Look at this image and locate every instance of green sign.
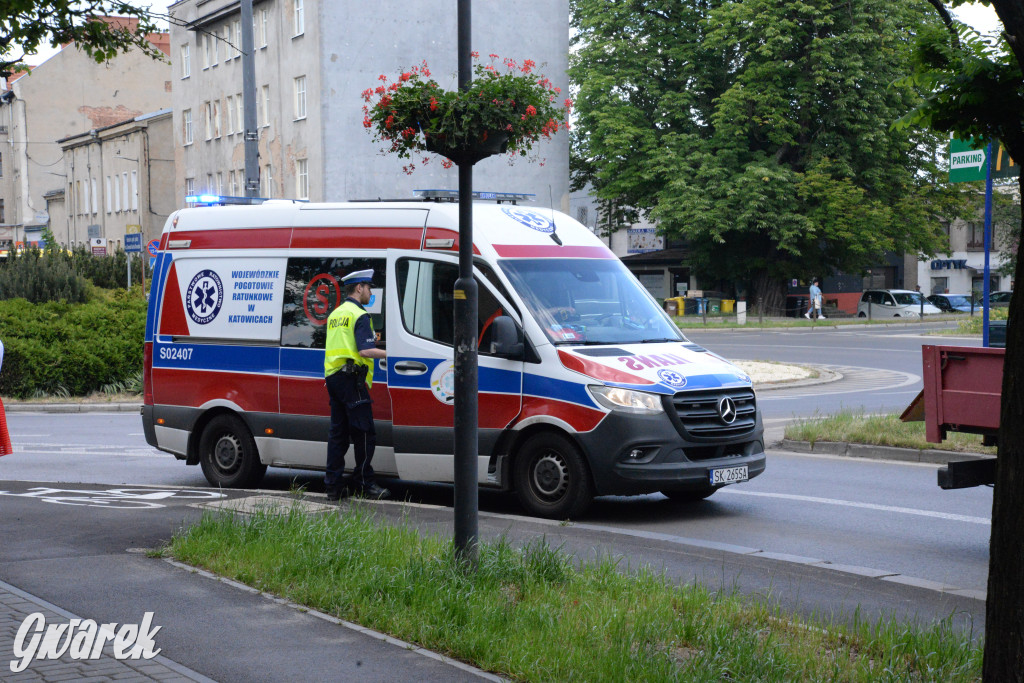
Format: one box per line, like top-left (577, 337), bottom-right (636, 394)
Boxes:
top-left (949, 137), bottom-right (1020, 182)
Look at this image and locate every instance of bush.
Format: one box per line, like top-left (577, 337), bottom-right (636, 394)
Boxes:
top-left (957, 305), bottom-right (1008, 334)
top-left (0, 248), bottom-right (92, 303)
top-left (0, 290), bottom-right (147, 398)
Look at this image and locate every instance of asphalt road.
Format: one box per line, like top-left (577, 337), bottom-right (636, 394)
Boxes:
top-left (0, 323), bottom-right (992, 640)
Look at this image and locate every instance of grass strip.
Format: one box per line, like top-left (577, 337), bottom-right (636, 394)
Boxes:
top-left (169, 506), bottom-right (982, 682)
top-left (785, 410), bottom-right (996, 455)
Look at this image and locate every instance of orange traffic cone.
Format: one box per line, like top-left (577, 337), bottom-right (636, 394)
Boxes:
top-left (0, 396), bottom-right (12, 456)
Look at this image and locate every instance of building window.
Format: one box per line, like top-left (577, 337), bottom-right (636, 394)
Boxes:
top-left (203, 102), bottom-right (212, 140)
top-left (294, 76), bottom-right (307, 120)
top-left (206, 173), bottom-right (214, 193)
top-left (261, 85), bottom-right (270, 128)
top-left (262, 163), bottom-right (273, 197)
top-left (203, 34), bottom-right (211, 69)
top-left (211, 30), bottom-right (219, 65)
top-left (225, 96), bottom-right (234, 134)
top-left (91, 178), bottom-right (98, 215)
top-left (181, 44), bottom-right (190, 78)
top-left (293, 0), bottom-right (304, 36)
top-left (183, 108), bottom-right (193, 145)
top-left (0, 199), bottom-right (4, 223)
top-left (256, 9), bottom-right (268, 48)
top-left (296, 158), bottom-right (308, 199)
top-left (185, 177), bottom-right (195, 200)
top-left (122, 173), bottom-right (129, 213)
top-left (112, 175), bottom-right (120, 212)
top-left (235, 93), bottom-right (243, 133)
top-left (213, 100), bottom-right (222, 138)
top-left (105, 176), bottom-right (112, 213)
top-left (228, 170), bottom-right (236, 196)
top-left (131, 170), bottom-right (138, 211)
top-left (216, 172), bottom-right (224, 194)
top-left (234, 20), bottom-right (241, 55)
top-left (0, 152), bottom-right (3, 176)
top-left (967, 221), bottom-right (985, 250)
top-left (222, 25), bottom-right (232, 59)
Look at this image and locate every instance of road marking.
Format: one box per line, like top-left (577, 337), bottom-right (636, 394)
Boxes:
top-left (719, 488), bottom-right (990, 525)
top-left (757, 364), bottom-right (920, 400)
top-left (0, 486), bottom-right (226, 509)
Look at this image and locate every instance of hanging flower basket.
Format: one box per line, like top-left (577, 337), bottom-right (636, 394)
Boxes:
top-left (362, 54), bottom-right (572, 172)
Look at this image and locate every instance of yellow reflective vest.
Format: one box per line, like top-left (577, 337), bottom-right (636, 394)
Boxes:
top-left (324, 300), bottom-right (375, 387)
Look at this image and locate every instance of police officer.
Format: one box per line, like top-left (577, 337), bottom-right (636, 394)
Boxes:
top-left (324, 269), bottom-right (389, 500)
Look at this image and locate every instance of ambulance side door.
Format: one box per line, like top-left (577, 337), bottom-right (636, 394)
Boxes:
top-left (385, 249), bottom-right (524, 483)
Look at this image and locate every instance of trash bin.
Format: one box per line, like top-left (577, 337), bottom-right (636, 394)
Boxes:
top-left (721, 299), bottom-right (735, 314)
top-left (682, 298), bottom-right (700, 315)
top-left (707, 298), bottom-right (722, 314)
top-left (664, 299), bottom-right (679, 316)
top-left (989, 320), bottom-right (1008, 348)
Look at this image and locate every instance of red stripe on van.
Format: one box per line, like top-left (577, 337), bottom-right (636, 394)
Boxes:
top-left (389, 387), bottom-right (520, 428)
top-left (279, 377), bottom-right (393, 421)
top-left (492, 245), bottom-right (616, 259)
top-left (152, 368), bottom-right (278, 412)
top-left (290, 227), bottom-right (423, 250)
top-left (557, 350), bottom-right (654, 385)
top-left (171, 228), bottom-right (293, 250)
top-left (515, 396), bottom-right (607, 433)
top-left (158, 263), bottom-right (190, 336)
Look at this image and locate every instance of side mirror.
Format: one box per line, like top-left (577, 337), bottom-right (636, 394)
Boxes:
top-left (490, 316), bottom-right (524, 359)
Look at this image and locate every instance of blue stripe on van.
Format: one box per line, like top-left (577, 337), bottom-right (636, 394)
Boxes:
top-left (523, 373), bottom-right (595, 407)
top-left (280, 346), bottom-right (389, 383)
top-left (153, 340), bottom-right (280, 375)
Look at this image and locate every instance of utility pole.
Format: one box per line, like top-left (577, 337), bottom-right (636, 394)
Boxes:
top-left (453, 0), bottom-right (479, 567)
top-left (241, 0), bottom-right (259, 197)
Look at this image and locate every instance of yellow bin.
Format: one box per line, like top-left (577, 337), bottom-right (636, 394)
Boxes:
top-left (721, 299), bottom-right (735, 314)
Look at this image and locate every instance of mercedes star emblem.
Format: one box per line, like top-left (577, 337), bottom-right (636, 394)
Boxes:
top-left (717, 396), bottom-right (737, 424)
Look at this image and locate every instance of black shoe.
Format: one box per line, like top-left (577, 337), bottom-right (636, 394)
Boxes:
top-left (326, 487), bottom-right (349, 502)
top-left (359, 484), bottom-right (390, 500)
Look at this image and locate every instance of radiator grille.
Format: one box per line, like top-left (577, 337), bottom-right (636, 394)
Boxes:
top-left (668, 388), bottom-right (757, 439)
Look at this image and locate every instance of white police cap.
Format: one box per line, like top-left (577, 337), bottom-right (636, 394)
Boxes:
top-left (342, 269), bottom-right (374, 285)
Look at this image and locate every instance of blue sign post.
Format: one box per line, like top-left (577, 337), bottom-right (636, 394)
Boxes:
top-left (124, 233), bottom-right (143, 252)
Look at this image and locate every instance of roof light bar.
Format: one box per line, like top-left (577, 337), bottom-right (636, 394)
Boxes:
top-left (414, 189), bottom-right (535, 204)
top-left (185, 194), bottom-right (269, 206)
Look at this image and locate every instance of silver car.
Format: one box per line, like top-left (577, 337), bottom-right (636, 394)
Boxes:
top-left (857, 289), bottom-right (942, 318)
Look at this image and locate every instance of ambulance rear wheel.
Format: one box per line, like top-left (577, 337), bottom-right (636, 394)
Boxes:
top-left (199, 414), bottom-right (266, 488)
top-left (513, 433), bottom-right (593, 519)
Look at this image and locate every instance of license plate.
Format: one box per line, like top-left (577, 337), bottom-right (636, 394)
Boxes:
top-left (710, 465), bottom-right (748, 485)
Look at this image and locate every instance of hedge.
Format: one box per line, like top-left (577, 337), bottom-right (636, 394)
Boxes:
top-left (0, 290), bottom-right (147, 398)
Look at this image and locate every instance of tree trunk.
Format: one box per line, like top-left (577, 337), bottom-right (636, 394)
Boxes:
top-left (983, 170), bottom-right (1024, 681)
top-left (750, 271), bottom-right (787, 317)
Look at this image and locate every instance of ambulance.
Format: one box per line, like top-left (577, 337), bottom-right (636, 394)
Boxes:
top-left (142, 192), bottom-right (765, 518)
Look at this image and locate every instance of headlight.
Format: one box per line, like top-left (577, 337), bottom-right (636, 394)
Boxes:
top-left (588, 385), bottom-right (664, 415)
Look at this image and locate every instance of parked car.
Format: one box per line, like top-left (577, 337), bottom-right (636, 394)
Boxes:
top-left (858, 289), bottom-right (942, 318)
top-left (927, 293), bottom-right (975, 313)
top-left (989, 291), bottom-right (1013, 307)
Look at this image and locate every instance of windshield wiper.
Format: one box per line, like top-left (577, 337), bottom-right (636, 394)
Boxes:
top-left (639, 338), bottom-right (683, 343)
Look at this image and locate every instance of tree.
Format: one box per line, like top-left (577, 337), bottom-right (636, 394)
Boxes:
top-left (897, 2), bottom-right (1024, 678)
top-left (0, 1), bottom-right (165, 78)
top-left (569, 0), bottom-right (970, 311)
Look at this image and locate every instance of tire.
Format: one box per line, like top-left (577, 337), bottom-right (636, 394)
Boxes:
top-left (857, 311), bottom-right (866, 318)
top-left (198, 414), bottom-right (267, 488)
top-left (661, 486), bottom-right (719, 503)
top-left (513, 432), bottom-right (594, 519)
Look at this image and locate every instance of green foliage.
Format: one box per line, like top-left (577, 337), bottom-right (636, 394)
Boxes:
top-left (0, 248), bottom-right (91, 303)
top-left (0, 292), bottom-right (146, 398)
top-left (1, 1), bottom-right (166, 78)
top-left (569, 0), bottom-right (971, 303)
top-left (362, 56), bottom-right (571, 171)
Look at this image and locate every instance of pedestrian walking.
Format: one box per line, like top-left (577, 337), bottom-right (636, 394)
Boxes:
top-left (323, 269), bottom-right (389, 500)
top-left (804, 279), bottom-right (825, 319)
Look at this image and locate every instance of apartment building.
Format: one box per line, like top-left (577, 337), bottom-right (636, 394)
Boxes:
top-left (168, 0), bottom-right (570, 206)
top-left (52, 109), bottom-right (176, 250)
top-left (0, 18), bottom-right (171, 247)
top-left (914, 217), bottom-right (1014, 295)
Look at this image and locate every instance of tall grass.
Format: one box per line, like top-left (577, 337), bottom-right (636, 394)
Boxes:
top-left (169, 507), bottom-right (982, 682)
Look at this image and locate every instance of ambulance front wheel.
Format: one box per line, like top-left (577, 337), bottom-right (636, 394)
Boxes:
top-left (513, 432), bottom-right (594, 519)
top-left (198, 414), bottom-right (267, 488)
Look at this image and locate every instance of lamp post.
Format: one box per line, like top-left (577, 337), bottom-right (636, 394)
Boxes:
top-left (453, 0), bottom-right (479, 567)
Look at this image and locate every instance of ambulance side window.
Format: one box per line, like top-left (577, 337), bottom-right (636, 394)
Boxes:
top-left (281, 257), bottom-right (386, 348)
top-left (395, 258), bottom-right (507, 355)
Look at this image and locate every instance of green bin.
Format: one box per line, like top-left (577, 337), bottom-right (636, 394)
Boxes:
top-left (707, 298), bottom-right (722, 314)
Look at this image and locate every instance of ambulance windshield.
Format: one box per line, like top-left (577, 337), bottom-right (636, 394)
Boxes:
top-left (499, 258), bottom-right (685, 345)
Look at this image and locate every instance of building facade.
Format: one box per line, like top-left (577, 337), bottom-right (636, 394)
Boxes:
top-left (914, 217), bottom-right (1013, 296)
top-left (168, 0), bottom-right (570, 207)
top-left (0, 19), bottom-right (171, 247)
top-left (57, 109), bottom-right (176, 250)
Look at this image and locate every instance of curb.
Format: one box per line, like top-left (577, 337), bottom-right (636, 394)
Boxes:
top-left (779, 438), bottom-right (994, 465)
top-left (752, 365), bottom-right (843, 392)
top-left (4, 402), bottom-right (141, 413)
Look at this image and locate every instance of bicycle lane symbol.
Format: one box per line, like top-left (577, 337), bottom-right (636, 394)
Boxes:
top-left (0, 487), bottom-right (228, 509)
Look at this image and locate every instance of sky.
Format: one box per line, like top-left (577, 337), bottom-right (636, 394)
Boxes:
top-left (11, 2), bottom-right (1007, 69)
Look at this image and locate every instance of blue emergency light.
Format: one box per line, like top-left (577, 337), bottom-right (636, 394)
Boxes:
top-left (185, 194), bottom-right (269, 207)
top-left (414, 189), bottom-right (535, 204)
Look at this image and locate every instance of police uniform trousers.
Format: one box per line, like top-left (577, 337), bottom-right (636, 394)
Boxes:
top-left (325, 370), bottom-right (377, 493)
